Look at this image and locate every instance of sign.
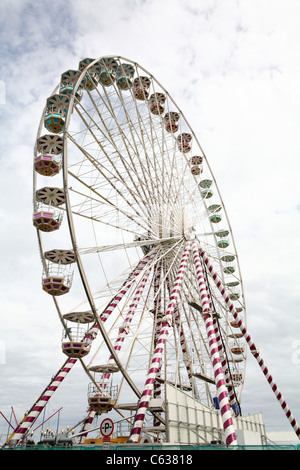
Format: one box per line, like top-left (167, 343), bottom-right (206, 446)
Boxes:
top-left (102, 435), bottom-right (111, 450)
top-left (100, 418), bottom-right (114, 437)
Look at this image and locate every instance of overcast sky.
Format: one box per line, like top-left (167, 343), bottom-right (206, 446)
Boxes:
top-left (1, 0), bottom-right (300, 445)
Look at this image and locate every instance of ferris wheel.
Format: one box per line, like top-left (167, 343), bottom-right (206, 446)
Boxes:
top-left (9, 56), bottom-right (299, 448)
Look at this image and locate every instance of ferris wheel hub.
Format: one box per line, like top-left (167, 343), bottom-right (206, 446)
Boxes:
top-left (184, 226), bottom-right (196, 240)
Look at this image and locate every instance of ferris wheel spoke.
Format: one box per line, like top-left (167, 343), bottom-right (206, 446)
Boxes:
top-left (65, 206), bottom-right (149, 238)
top-left (83, 238), bottom-right (185, 313)
top-left (77, 86), bottom-right (165, 214)
top-left (72, 249), bottom-right (161, 363)
top-left (98, 261), bottom-right (155, 393)
top-left (66, 130), bottom-right (151, 224)
top-left (100, 75), bottom-right (187, 215)
top-left (66, 170), bottom-right (155, 238)
top-left (78, 235), bottom-right (183, 256)
top-left (100, 79), bottom-right (161, 191)
top-left (131, 103), bottom-right (181, 210)
top-left (107, 90), bottom-right (159, 200)
top-left (98, 248), bottom-right (160, 320)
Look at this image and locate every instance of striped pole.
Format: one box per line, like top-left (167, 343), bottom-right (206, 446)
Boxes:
top-left (78, 408), bottom-right (97, 443)
top-left (152, 262), bottom-right (164, 428)
top-left (197, 272), bottom-right (236, 405)
top-left (129, 241), bottom-right (192, 442)
top-left (192, 242), bottom-right (237, 445)
top-left (212, 317), bottom-right (238, 410)
top-left (199, 248), bottom-right (300, 439)
top-left (165, 271), bottom-right (195, 395)
top-left (7, 358), bottom-right (77, 446)
top-left (153, 309), bottom-right (164, 427)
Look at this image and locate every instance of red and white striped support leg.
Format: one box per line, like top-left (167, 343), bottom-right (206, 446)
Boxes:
top-left (199, 248), bottom-right (300, 439)
top-left (152, 263), bottom-right (164, 427)
top-left (212, 317), bottom-right (238, 410)
top-left (192, 242), bottom-right (237, 446)
top-left (78, 408), bottom-right (97, 443)
top-left (199, 272), bottom-right (236, 405)
top-left (166, 269), bottom-right (196, 395)
top-left (129, 241), bottom-right (192, 443)
top-left (7, 358), bottom-right (77, 446)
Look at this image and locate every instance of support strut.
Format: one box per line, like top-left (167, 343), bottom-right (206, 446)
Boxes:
top-left (129, 241), bottom-right (192, 442)
top-left (192, 241), bottom-right (237, 445)
top-left (199, 248), bottom-right (300, 440)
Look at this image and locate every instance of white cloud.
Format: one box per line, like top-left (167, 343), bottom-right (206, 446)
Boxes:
top-left (1, 0), bottom-right (300, 445)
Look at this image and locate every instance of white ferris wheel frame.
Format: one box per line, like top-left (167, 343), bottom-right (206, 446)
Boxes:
top-left (8, 56), bottom-right (299, 447)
